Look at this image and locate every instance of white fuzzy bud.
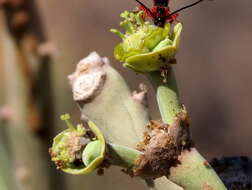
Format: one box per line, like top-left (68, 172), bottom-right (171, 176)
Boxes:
top-left (68, 52), bottom-right (107, 101)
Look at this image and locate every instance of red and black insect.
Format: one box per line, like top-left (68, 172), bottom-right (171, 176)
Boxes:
top-left (135, 0), bottom-right (204, 27)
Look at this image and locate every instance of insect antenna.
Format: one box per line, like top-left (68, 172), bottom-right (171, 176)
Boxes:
top-left (135, 0), bottom-right (155, 18)
top-left (167, 0), bottom-right (204, 18)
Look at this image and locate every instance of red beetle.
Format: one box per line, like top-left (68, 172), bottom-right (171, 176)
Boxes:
top-left (135, 0), bottom-right (204, 27)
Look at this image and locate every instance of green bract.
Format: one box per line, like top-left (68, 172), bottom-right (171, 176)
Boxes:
top-left (111, 11), bottom-right (182, 73)
top-left (49, 114), bottom-right (106, 175)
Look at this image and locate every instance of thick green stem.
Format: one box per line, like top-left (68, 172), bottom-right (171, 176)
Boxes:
top-left (76, 54), bottom-right (181, 190)
top-left (148, 69), bottom-right (182, 125)
top-left (169, 148), bottom-right (227, 190)
top-left (102, 67), bottom-right (227, 189)
top-left (106, 143), bottom-right (182, 190)
top-left (148, 68), bottom-right (227, 190)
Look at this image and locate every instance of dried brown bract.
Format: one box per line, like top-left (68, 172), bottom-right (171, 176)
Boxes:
top-left (134, 107), bottom-right (194, 178)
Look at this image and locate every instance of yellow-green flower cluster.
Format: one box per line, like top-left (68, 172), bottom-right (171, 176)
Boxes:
top-left (49, 114), bottom-right (87, 170)
top-left (49, 114), bottom-right (106, 175)
top-left (111, 11), bottom-right (182, 73)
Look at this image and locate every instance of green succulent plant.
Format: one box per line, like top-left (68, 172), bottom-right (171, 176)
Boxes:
top-left (48, 8), bottom-right (227, 190)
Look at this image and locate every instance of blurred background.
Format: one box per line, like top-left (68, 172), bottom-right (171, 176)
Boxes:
top-left (0, 0), bottom-right (251, 189)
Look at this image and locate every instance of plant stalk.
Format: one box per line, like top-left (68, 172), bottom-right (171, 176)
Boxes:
top-left (75, 54), bottom-right (180, 189)
top-left (147, 68), bottom-right (227, 190)
top-left (148, 69), bottom-right (182, 125)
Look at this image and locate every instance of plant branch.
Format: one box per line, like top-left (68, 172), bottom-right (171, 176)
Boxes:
top-left (147, 67), bottom-right (227, 190)
top-left (69, 52), bottom-right (180, 189)
top-left (148, 69), bottom-right (182, 125)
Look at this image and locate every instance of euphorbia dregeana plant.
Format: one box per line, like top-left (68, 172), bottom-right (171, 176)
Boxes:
top-left (49, 3), bottom-right (228, 190)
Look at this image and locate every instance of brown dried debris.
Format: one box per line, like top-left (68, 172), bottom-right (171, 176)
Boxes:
top-left (159, 60), bottom-right (176, 83)
top-left (96, 159), bottom-right (111, 176)
top-left (133, 107), bottom-right (194, 179)
top-left (54, 160), bottom-right (67, 170)
top-left (48, 148), bottom-right (67, 169)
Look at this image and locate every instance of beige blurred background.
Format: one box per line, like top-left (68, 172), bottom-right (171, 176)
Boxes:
top-left (1, 0), bottom-right (252, 189)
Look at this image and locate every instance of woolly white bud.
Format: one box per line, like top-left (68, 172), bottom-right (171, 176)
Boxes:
top-left (68, 52), bottom-right (107, 101)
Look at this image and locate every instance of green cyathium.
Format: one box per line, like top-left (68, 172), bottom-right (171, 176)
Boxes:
top-left (111, 10), bottom-right (182, 73)
top-left (50, 114), bottom-right (143, 175)
top-left (50, 114), bottom-right (106, 175)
